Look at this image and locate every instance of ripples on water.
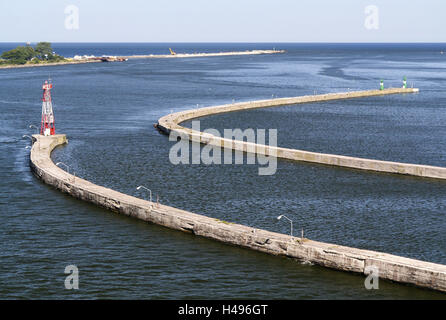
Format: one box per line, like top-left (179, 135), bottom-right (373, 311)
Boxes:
top-left (0, 43), bottom-right (445, 299)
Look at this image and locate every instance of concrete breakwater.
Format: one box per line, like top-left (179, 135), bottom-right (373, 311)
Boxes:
top-left (120, 49), bottom-right (285, 60)
top-left (156, 87), bottom-right (446, 180)
top-left (30, 133), bottom-right (446, 292)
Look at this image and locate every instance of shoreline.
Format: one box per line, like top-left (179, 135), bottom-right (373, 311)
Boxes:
top-left (0, 49), bottom-right (284, 70)
top-left (0, 59), bottom-right (101, 70)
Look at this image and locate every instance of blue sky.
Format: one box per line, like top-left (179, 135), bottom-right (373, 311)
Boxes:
top-left (0, 0), bottom-right (444, 42)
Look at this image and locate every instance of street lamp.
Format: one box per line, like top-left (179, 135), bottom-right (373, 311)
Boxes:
top-left (22, 134), bottom-right (33, 142)
top-left (56, 162), bottom-right (75, 182)
top-left (56, 162), bottom-right (70, 172)
top-left (29, 125), bottom-right (39, 134)
top-left (277, 215), bottom-right (293, 237)
top-left (136, 185), bottom-right (152, 203)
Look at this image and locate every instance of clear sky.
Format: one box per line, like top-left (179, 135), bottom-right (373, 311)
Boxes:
top-left (0, 0), bottom-right (445, 42)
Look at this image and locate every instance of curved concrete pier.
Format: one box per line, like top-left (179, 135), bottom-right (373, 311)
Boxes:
top-left (30, 133), bottom-right (446, 292)
top-left (156, 88), bottom-right (446, 180)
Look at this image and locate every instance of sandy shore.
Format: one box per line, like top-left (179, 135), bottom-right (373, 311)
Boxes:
top-left (0, 59), bottom-right (101, 70)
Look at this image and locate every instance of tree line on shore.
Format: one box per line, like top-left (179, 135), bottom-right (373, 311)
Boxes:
top-left (0, 42), bottom-right (65, 65)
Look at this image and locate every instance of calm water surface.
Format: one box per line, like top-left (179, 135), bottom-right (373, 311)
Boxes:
top-left (0, 43), bottom-right (445, 299)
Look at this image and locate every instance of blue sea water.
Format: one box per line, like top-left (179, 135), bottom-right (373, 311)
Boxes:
top-left (0, 43), bottom-right (445, 299)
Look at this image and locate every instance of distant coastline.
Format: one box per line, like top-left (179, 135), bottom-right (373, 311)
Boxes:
top-left (0, 49), bottom-right (284, 70)
top-left (0, 59), bottom-right (101, 69)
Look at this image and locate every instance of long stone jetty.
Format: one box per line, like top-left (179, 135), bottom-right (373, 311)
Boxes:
top-left (120, 49), bottom-right (285, 59)
top-left (156, 87), bottom-right (446, 180)
top-left (29, 93), bottom-right (446, 292)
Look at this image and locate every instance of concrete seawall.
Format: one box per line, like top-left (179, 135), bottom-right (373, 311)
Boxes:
top-left (30, 133), bottom-right (446, 292)
top-left (156, 88), bottom-right (446, 180)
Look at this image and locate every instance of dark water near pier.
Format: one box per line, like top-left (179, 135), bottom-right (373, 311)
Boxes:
top-left (0, 43), bottom-right (445, 299)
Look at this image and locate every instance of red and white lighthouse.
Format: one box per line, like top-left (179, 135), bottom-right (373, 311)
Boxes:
top-left (40, 80), bottom-right (55, 136)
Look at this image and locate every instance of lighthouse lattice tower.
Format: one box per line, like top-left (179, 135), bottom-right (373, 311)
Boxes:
top-left (40, 80), bottom-right (55, 136)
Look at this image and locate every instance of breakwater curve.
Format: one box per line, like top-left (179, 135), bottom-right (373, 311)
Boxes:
top-left (29, 129), bottom-right (446, 292)
top-left (155, 87), bottom-right (446, 180)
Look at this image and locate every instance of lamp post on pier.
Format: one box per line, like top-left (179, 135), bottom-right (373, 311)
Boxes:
top-left (277, 215), bottom-right (293, 237)
top-left (29, 125), bottom-right (39, 134)
top-left (136, 185), bottom-right (153, 203)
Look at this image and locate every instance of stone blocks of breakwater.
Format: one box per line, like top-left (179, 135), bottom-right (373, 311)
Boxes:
top-left (29, 133), bottom-right (446, 292)
top-left (157, 88), bottom-right (446, 180)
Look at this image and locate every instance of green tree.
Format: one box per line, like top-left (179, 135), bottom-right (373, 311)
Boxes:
top-left (35, 42), bottom-right (53, 60)
top-left (1, 46), bottom-right (36, 64)
top-left (0, 42), bottom-right (65, 65)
